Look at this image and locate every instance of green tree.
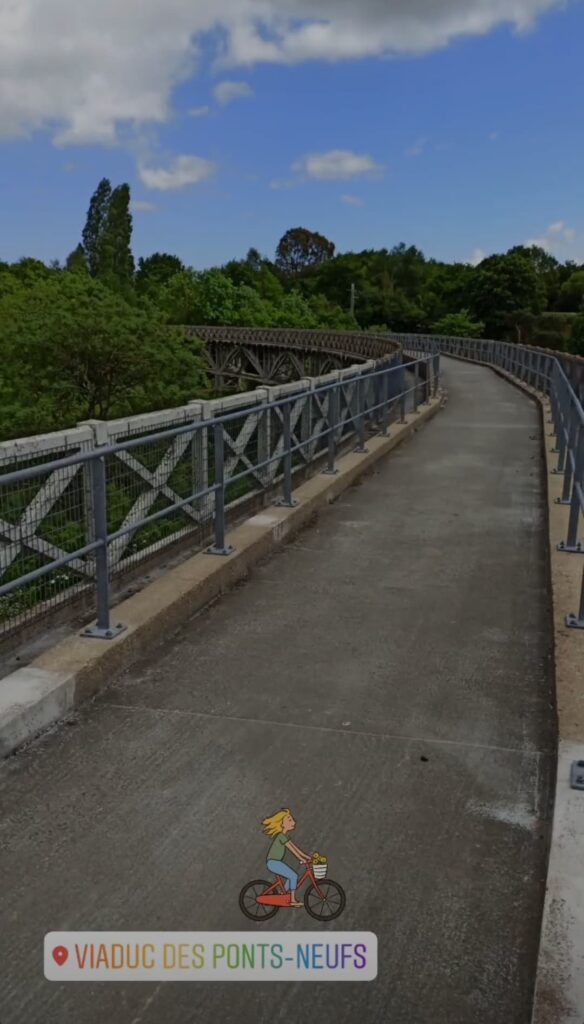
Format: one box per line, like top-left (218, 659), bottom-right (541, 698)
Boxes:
top-left (6, 258), bottom-right (54, 285)
top-left (0, 274), bottom-right (207, 437)
top-left (65, 244), bottom-right (88, 274)
top-left (557, 271), bottom-right (584, 312)
top-left (307, 293), bottom-right (357, 329)
top-left (96, 183), bottom-right (135, 293)
top-left (233, 286), bottom-right (275, 327)
top-left (82, 178), bottom-right (112, 276)
top-left (194, 270), bottom-right (237, 324)
top-left (275, 227), bottom-right (335, 275)
top-left (432, 310), bottom-right (485, 337)
top-left (570, 314), bottom-right (584, 355)
top-left (223, 252), bottom-right (285, 304)
top-left (388, 243), bottom-right (427, 298)
top-left (136, 252), bottom-right (184, 296)
top-left (156, 269), bottom-right (238, 325)
top-left (422, 261), bottom-right (474, 323)
top-left (467, 252), bottom-right (546, 339)
top-left (272, 290), bottom-right (319, 328)
top-left (507, 245), bottom-right (561, 309)
top-left (157, 270), bottom-right (201, 324)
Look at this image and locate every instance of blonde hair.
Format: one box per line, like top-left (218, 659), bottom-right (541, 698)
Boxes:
top-left (262, 808), bottom-right (291, 837)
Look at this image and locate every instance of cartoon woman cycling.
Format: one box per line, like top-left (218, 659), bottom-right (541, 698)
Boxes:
top-left (262, 808), bottom-right (311, 907)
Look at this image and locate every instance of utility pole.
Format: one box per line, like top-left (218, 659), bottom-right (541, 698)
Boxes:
top-left (350, 282), bottom-right (356, 317)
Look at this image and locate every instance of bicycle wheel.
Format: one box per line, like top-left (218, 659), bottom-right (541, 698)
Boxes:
top-left (304, 879), bottom-right (346, 921)
top-left (239, 880), bottom-right (280, 921)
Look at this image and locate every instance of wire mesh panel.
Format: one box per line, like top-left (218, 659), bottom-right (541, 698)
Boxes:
top-left (100, 407), bottom-right (209, 575)
top-left (0, 428), bottom-right (94, 636)
top-left (222, 407), bottom-right (264, 507)
top-left (305, 388), bottom-right (331, 463)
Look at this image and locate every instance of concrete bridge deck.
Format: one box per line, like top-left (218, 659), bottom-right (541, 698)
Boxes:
top-left (0, 358), bottom-right (556, 1024)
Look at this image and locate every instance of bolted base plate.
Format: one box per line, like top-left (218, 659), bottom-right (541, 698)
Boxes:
top-left (321, 468), bottom-right (339, 476)
top-left (557, 541), bottom-right (583, 553)
top-left (274, 498), bottom-right (299, 508)
top-left (555, 497), bottom-right (572, 505)
top-left (566, 614), bottom-right (584, 630)
top-left (354, 446), bottom-right (370, 454)
top-left (82, 623), bottom-right (126, 640)
top-left (206, 544), bottom-right (235, 557)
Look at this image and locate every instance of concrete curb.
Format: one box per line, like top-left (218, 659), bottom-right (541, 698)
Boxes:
top-left (532, 390), bottom-right (584, 1024)
top-left (466, 361), bottom-right (584, 1024)
top-left (0, 397), bottom-right (442, 759)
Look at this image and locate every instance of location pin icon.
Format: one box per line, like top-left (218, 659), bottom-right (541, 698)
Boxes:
top-left (52, 946), bottom-right (69, 967)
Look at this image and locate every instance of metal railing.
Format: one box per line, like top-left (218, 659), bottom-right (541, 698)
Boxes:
top-left (0, 353), bottom-right (438, 639)
top-left (401, 335), bottom-right (584, 629)
top-left (3, 326), bottom-right (580, 639)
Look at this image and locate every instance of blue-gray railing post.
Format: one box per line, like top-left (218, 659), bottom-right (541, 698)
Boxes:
top-left (373, 372), bottom-right (381, 429)
top-left (566, 568), bottom-right (584, 629)
top-left (558, 431), bottom-right (584, 553)
top-left (276, 401), bottom-right (298, 508)
top-left (355, 376), bottom-right (368, 453)
top-left (82, 456), bottom-right (124, 639)
top-left (399, 369), bottom-right (406, 423)
top-left (207, 423), bottom-right (234, 556)
top-left (549, 365), bottom-right (561, 437)
top-left (381, 368), bottom-right (390, 436)
top-left (555, 389), bottom-right (568, 472)
top-left (323, 385), bottom-right (339, 475)
top-left (557, 419), bottom-right (579, 505)
top-left (413, 362), bottom-right (420, 412)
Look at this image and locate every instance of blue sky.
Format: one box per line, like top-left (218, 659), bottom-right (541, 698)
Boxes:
top-left (1, 0), bottom-right (583, 269)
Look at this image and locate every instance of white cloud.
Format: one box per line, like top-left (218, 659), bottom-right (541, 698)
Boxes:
top-left (131, 199), bottom-right (157, 211)
top-left (138, 154), bottom-right (216, 190)
top-left (188, 105), bottom-right (211, 117)
top-left (293, 149), bottom-right (383, 180)
top-left (470, 248), bottom-right (487, 266)
top-left (405, 138), bottom-right (426, 157)
top-left (525, 221), bottom-right (578, 252)
top-left (525, 236), bottom-right (551, 250)
top-left (0, 1), bottom-right (565, 145)
top-left (341, 194), bottom-right (363, 206)
top-left (213, 80), bottom-right (253, 105)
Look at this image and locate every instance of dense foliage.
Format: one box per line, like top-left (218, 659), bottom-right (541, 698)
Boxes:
top-left (0, 270), bottom-right (208, 439)
top-left (1, 179), bottom-right (583, 441)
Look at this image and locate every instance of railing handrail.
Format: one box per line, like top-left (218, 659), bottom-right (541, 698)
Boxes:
top-left (0, 357), bottom-right (434, 487)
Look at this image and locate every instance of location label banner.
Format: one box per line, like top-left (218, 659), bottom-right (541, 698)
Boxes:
top-left (44, 931), bottom-right (378, 982)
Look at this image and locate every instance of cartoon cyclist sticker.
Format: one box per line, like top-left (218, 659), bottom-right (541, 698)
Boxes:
top-left (239, 807), bottom-right (346, 921)
top-left (264, 808), bottom-right (309, 907)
